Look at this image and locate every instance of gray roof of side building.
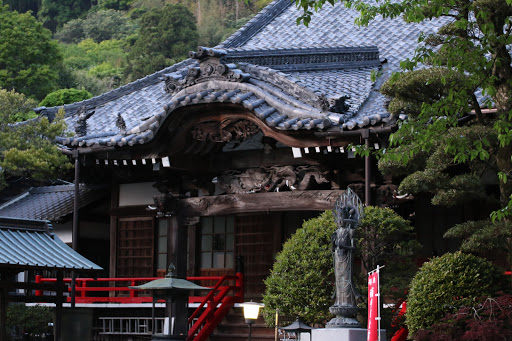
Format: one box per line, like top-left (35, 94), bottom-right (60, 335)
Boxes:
top-left (36, 0), bottom-right (448, 151)
top-left (0, 184), bottom-right (105, 221)
top-left (0, 217), bottom-right (102, 271)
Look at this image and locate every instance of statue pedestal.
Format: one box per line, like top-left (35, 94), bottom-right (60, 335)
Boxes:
top-left (300, 328), bottom-right (385, 341)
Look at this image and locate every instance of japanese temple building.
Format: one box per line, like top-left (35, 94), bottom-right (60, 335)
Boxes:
top-left (0, 0), bottom-right (489, 339)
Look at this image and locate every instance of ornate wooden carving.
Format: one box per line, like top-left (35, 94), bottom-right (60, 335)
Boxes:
top-left (191, 120), bottom-right (259, 143)
top-left (217, 165), bottom-right (333, 194)
top-left (178, 190), bottom-right (345, 216)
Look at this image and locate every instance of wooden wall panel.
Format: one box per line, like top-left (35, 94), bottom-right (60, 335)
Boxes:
top-left (235, 214), bottom-right (281, 300)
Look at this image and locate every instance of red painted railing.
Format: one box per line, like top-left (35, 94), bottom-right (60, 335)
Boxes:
top-left (35, 273), bottom-right (244, 341)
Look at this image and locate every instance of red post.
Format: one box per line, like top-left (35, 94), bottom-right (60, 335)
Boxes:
top-left (81, 280), bottom-right (87, 298)
top-left (35, 275), bottom-right (42, 296)
top-left (235, 272), bottom-right (244, 303)
top-left (130, 280), bottom-right (137, 298)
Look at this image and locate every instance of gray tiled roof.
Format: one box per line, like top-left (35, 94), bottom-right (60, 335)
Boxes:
top-left (41, 0), bottom-right (448, 152)
top-left (0, 217), bottom-right (102, 271)
top-left (0, 185), bottom-right (105, 221)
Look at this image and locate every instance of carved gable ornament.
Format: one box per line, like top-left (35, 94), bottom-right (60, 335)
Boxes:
top-left (165, 47), bottom-right (251, 95)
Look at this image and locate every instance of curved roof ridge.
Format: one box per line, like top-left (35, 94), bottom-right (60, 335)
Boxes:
top-left (34, 58), bottom-right (195, 118)
top-left (219, 0), bottom-right (293, 49)
top-left (237, 63), bottom-right (329, 109)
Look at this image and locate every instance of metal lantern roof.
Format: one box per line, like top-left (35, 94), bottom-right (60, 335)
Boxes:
top-left (280, 318), bottom-right (314, 333)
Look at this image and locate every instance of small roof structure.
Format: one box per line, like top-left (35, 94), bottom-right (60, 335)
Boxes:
top-left (0, 184), bottom-right (105, 221)
top-left (279, 318), bottom-right (314, 341)
top-left (280, 318), bottom-right (314, 333)
top-left (0, 217), bottom-right (102, 272)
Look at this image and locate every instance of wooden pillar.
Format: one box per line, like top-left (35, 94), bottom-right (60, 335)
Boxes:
top-left (363, 129), bottom-right (371, 206)
top-left (54, 271), bottom-right (64, 341)
top-left (0, 284), bottom-right (7, 341)
top-left (109, 182), bottom-right (119, 280)
top-left (169, 215), bottom-right (188, 337)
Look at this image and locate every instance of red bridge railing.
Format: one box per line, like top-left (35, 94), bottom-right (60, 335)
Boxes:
top-left (35, 272), bottom-right (244, 341)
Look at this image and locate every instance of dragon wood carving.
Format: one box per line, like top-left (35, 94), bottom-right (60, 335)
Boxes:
top-left (191, 120), bottom-right (260, 143)
top-left (216, 165), bottom-right (334, 194)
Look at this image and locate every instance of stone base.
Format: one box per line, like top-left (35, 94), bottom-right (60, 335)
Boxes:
top-left (326, 315), bottom-right (361, 328)
top-left (302, 328), bottom-right (385, 341)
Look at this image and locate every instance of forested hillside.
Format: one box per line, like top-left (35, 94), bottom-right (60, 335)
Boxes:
top-left (0, 0), bottom-right (268, 188)
top-left (1, 0), bottom-right (268, 101)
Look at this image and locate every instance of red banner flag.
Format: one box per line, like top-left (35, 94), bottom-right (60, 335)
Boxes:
top-left (367, 270), bottom-right (379, 341)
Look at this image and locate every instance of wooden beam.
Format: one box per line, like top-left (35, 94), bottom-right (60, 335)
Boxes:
top-left (178, 190), bottom-right (345, 216)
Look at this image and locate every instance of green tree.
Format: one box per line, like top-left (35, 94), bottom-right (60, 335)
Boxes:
top-left (0, 89), bottom-right (72, 190)
top-left (39, 88), bottom-right (92, 107)
top-left (38, 0), bottom-right (92, 32)
top-left (262, 207), bottom-right (419, 328)
top-left (0, 3), bottom-right (62, 100)
top-left (3, 0), bottom-right (39, 14)
top-left (125, 4), bottom-right (198, 80)
top-left (97, 0), bottom-right (133, 10)
top-left (55, 9), bottom-right (138, 44)
top-left (60, 38), bottom-right (129, 94)
top-left (296, 0), bottom-right (512, 266)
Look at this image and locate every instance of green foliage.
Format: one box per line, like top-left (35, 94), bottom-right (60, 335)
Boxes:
top-left (97, 0), bottom-right (134, 11)
top-left (60, 39), bottom-right (129, 94)
top-left (406, 252), bottom-right (509, 336)
top-left (7, 304), bottom-right (53, 338)
top-left (0, 94), bottom-right (72, 190)
top-left (358, 206), bottom-right (420, 287)
top-left (0, 88), bottom-right (38, 123)
top-left (3, 0), bottom-right (39, 14)
top-left (380, 68), bottom-right (467, 117)
top-left (125, 4), bottom-right (198, 80)
top-left (38, 0), bottom-right (92, 32)
top-left (262, 211), bottom-right (336, 326)
top-left (444, 219), bottom-right (512, 268)
top-left (262, 207), bottom-right (420, 329)
top-left (380, 125), bottom-right (498, 207)
top-left (55, 9), bottom-right (138, 44)
top-left (0, 4), bottom-right (62, 100)
top-left (39, 88), bottom-right (92, 107)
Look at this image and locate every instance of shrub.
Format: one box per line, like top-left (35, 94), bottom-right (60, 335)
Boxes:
top-left (7, 304), bottom-right (53, 339)
top-left (262, 211), bottom-right (336, 326)
top-left (39, 88), bottom-right (92, 107)
top-left (406, 251), bottom-right (509, 336)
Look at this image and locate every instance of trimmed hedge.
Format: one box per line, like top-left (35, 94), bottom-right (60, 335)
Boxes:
top-left (407, 251), bottom-right (509, 335)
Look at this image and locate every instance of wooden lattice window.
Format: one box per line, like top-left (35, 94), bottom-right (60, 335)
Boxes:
top-left (200, 216), bottom-right (234, 269)
top-left (117, 217), bottom-right (154, 277)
